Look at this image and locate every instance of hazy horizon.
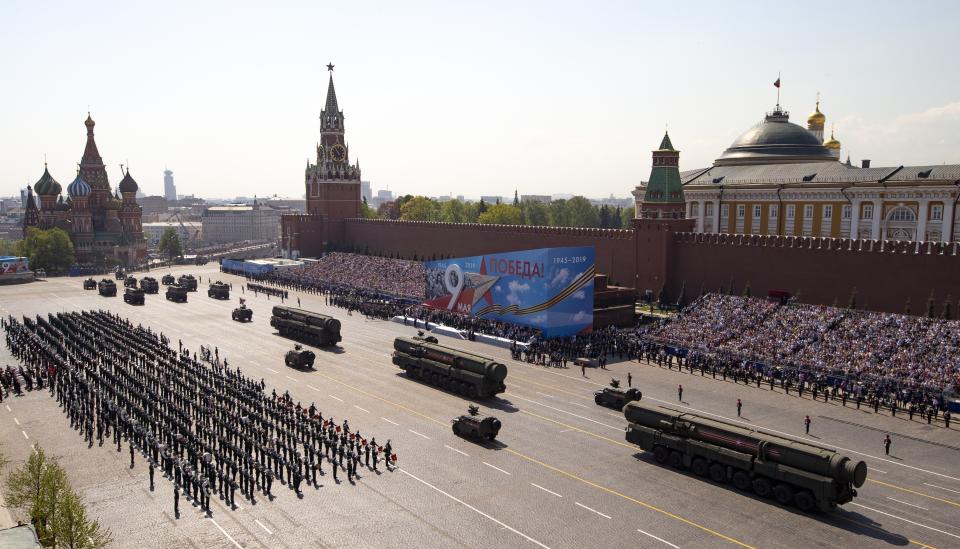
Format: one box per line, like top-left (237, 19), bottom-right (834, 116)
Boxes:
top-left (3, 1), bottom-right (959, 200)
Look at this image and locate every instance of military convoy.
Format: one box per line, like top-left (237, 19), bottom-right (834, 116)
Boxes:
top-left (97, 279), bottom-right (117, 297)
top-left (594, 378), bottom-right (642, 410)
top-left (161, 274), bottom-right (175, 285)
top-left (83, 278), bottom-right (97, 290)
top-left (270, 306), bottom-right (342, 347)
top-left (285, 345), bottom-right (316, 369)
top-left (451, 405), bottom-right (501, 441)
top-left (232, 305), bottom-right (253, 322)
top-left (392, 335), bottom-right (507, 399)
top-left (166, 284), bottom-right (188, 303)
top-left (178, 274), bottom-right (198, 292)
top-left (623, 401), bottom-right (867, 512)
top-left (123, 287), bottom-right (145, 305)
top-left (140, 277), bottom-right (159, 294)
top-left (124, 276), bottom-right (138, 288)
top-left (208, 281), bottom-right (230, 300)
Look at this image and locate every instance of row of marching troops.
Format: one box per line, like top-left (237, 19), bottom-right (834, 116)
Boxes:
top-left (2, 310), bottom-right (397, 518)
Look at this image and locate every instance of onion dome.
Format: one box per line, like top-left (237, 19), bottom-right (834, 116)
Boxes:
top-left (118, 169), bottom-right (139, 194)
top-left (67, 174), bottom-right (92, 198)
top-left (34, 165), bottom-right (62, 196)
top-left (823, 127), bottom-right (841, 151)
top-left (807, 100), bottom-right (826, 127)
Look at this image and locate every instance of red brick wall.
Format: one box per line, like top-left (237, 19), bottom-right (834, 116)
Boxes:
top-left (281, 214), bottom-right (326, 258)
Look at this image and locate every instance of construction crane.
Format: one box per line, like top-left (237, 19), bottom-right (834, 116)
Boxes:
top-left (169, 210), bottom-right (201, 253)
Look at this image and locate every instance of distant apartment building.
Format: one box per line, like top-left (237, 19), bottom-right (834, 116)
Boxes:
top-left (163, 170), bottom-right (177, 201)
top-left (361, 181), bottom-right (372, 202)
top-left (521, 195), bottom-right (552, 204)
top-left (138, 196), bottom-right (169, 216)
top-left (201, 202), bottom-right (280, 244)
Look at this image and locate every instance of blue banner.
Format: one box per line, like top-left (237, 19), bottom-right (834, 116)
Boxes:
top-left (424, 247), bottom-right (595, 338)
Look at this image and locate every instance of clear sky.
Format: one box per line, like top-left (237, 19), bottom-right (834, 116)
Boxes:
top-left (2, 0), bottom-right (959, 200)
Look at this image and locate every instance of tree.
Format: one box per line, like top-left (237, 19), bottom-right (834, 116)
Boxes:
top-left (157, 227), bottom-right (183, 260)
top-left (15, 227), bottom-right (75, 273)
top-left (399, 196), bottom-right (441, 221)
top-left (5, 446), bottom-right (63, 542)
top-left (478, 203), bottom-right (522, 225)
top-left (359, 198), bottom-right (378, 219)
top-left (598, 205), bottom-right (611, 229)
top-left (611, 206), bottom-right (623, 229)
top-left (377, 201), bottom-right (399, 219)
top-left (522, 200), bottom-right (550, 226)
top-left (440, 199), bottom-right (467, 223)
top-left (620, 206), bottom-right (635, 228)
top-left (477, 198), bottom-right (487, 214)
top-left (513, 190), bottom-right (519, 206)
top-left (548, 199), bottom-right (570, 227)
top-left (847, 287), bottom-right (858, 310)
top-left (52, 486), bottom-right (112, 549)
top-left (565, 196), bottom-right (600, 228)
top-left (0, 238), bottom-right (19, 256)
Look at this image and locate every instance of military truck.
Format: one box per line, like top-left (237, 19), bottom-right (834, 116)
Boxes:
top-left (123, 287), bottom-right (145, 305)
top-left (178, 274), bottom-right (198, 292)
top-left (83, 278), bottom-right (97, 290)
top-left (285, 345), bottom-right (316, 369)
top-left (452, 405), bottom-right (501, 441)
top-left (270, 305), bottom-right (342, 346)
top-left (392, 335), bottom-right (507, 398)
top-left (124, 276), bottom-right (138, 288)
top-left (232, 305), bottom-right (253, 322)
top-left (98, 279), bottom-right (117, 297)
top-left (594, 378), bottom-right (642, 410)
top-left (623, 402), bottom-right (867, 512)
top-left (208, 281), bottom-right (230, 300)
top-left (140, 277), bottom-right (159, 294)
top-left (161, 274), bottom-right (175, 285)
top-left (114, 269), bottom-right (126, 280)
top-left (166, 284), bottom-right (188, 303)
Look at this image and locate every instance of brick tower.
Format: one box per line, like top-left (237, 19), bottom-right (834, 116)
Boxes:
top-left (637, 132), bottom-right (686, 219)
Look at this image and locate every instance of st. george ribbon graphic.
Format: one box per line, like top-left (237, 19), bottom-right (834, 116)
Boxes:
top-left (423, 247), bottom-right (595, 338)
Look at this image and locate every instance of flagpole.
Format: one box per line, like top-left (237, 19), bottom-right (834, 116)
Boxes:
top-left (776, 72), bottom-right (781, 107)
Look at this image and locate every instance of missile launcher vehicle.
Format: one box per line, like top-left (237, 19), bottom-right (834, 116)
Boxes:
top-left (392, 335), bottom-right (507, 399)
top-left (270, 306), bottom-right (341, 346)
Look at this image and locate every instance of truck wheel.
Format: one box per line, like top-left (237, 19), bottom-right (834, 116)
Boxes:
top-left (773, 484), bottom-right (793, 505)
top-left (452, 423), bottom-right (460, 436)
top-left (732, 471), bottom-right (751, 491)
top-left (468, 385), bottom-right (479, 399)
top-left (653, 446), bottom-right (669, 463)
top-left (794, 491), bottom-right (815, 512)
top-left (708, 464), bottom-right (725, 483)
top-left (751, 477), bottom-right (772, 498)
top-left (594, 394), bottom-right (604, 405)
top-left (691, 457), bottom-right (708, 477)
top-left (668, 451), bottom-right (683, 469)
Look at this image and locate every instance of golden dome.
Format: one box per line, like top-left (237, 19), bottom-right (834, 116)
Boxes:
top-left (823, 127), bottom-right (841, 150)
top-left (807, 101), bottom-right (826, 127)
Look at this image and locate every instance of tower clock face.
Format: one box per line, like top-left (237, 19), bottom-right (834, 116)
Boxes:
top-left (331, 144), bottom-right (346, 162)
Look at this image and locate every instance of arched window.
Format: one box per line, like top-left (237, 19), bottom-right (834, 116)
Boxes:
top-left (887, 206), bottom-right (916, 222)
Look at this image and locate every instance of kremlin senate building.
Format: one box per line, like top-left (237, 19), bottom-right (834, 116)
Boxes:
top-left (22, 115), bottom-right (146, 267)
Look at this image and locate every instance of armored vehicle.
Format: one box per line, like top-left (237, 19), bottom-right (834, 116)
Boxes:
top-left (97, 279), bottom-right (117, 297)
top-left (123, 287), bottom-right (145, 305)
top-left (124, 276), bottom-right (138, 288)
top-left (208, 281), bottom-right (230, 300)
top-left (178, 274), bottom-right (198, 292)
top-left (270, 305), bottom-right (342, 346)
top-left (392, 335), bottom-right (507, 398)
top-left (232, 305), bottom-right (253, 322)
top-left (83, 278), bottom-right (97, 290)
top-left (623, 402), bottom-right (867, 512)
top-left (166, 284), bottom-right (188, 303)
top-left (140, 277), bottom-right (159, 294)
top-left (285, 344), bottom-right (316, 369)
top-left (161, 274), bottom-right (175, 285)
top-left (594, 378), bottom-right (642, 410)
top-left (452, 405), bottom-right (501, 441)
top-left (114, 269), bottom-right (126, 280)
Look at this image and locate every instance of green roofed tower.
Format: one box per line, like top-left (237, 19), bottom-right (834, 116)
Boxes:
top-left (637, 131), bottom-right (686, 219)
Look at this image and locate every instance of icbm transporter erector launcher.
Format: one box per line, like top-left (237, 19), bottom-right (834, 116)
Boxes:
top-left (392, 336), bottom-right (507, 398)
top-left (270, 306), bottom-right (342, 347)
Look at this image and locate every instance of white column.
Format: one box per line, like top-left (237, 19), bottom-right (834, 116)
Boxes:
top-left (871, 199), bottom-right (882, 240)
top-left (712, 200), bottom-right (721, 234)
top-left (943, 199), bottom-right (956, 244)
top-left (849, 199), bottom-right (860, 238)
top-left (916, 199), bottom-right (929, 241)
top-left (697, 200), bottom-right (705, 232)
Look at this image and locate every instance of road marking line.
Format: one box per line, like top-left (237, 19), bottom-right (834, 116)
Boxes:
top-left (399, 469), bottom-right (550, 549)
top-left (535, 392), bottom-right (555, 399)
top-left (444, 445), bottom-right (469, 457)
top-left (530, 483), bottom-right (562, 498)
top-left (265, 367), bottom-right (279, 373)
top-left (505, 448), bottom-right (754, 548)
top-left (5, 405), bottom-right (10, 412)
top-left (567, 401), bottom-right (589, 409)
top-left (851, 502), bottom-right (960, 540)
top-left (887, 497), bottom-right (930, 511)
top-left (507, 393), bottom-right (622, 431)
top-left (328, 395), bottom-right (344, 402)
top-left (924, 483), bottom-right (960, 495)
top-left (519, 409), bottom-right (635, 450)
top-left (483, 462), bottom-right (511, 476)
top-left (285, 375), bottom-right (296, 382)
top-left (22, 431), bottom-right (28, 440)
top-left (253, 519), bottom-right (273, 535)
top-left (408, 429), bottom-right (430, 440)
top-left (354, 405), bottom-right (370, 414)
top-left (871, 468), bottom-right (888, 474)
top-left (13, 417), bottom-right (20, 425)
top-left (307, 385), bottom-right (320, 391)
top-left (209, 518), bottom-right (243, 548)
top-left (869, 479), bottom-right (960, 509)
top-left (380, 417), bottom-right (399, 426)
top-left (575, 501), bottom-right (611, 519)
top-left (638, 529), bottom-right (680, 548)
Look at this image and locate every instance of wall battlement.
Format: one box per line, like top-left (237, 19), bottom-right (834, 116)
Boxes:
top-left (345, 218), bottom-right (636, 239)
top-left (674, 232), bottom-right (960, 256)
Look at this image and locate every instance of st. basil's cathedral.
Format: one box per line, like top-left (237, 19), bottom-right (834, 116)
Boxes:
top-left (23, 115), bottom-right (146, 266)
